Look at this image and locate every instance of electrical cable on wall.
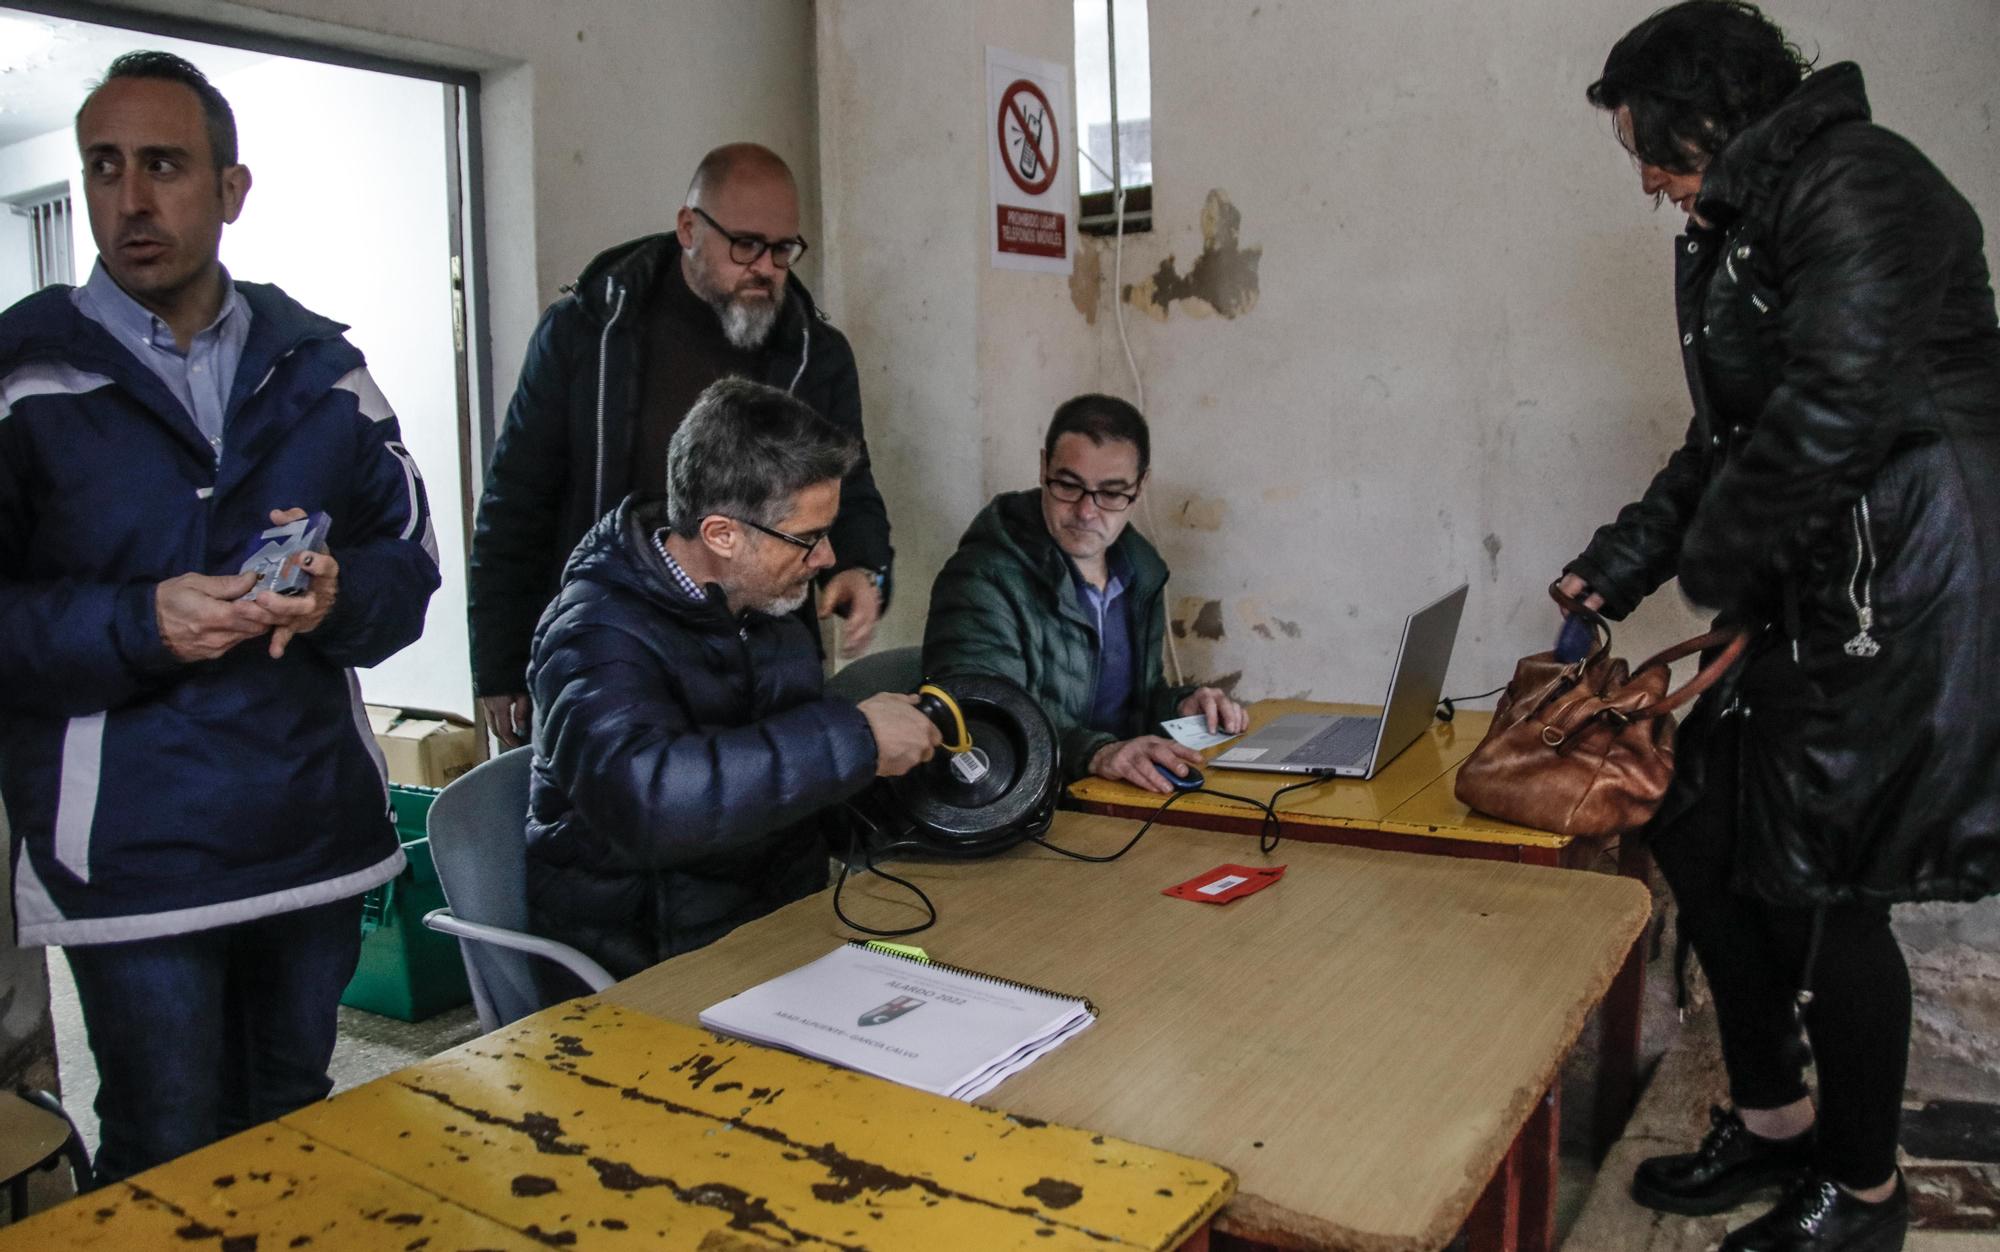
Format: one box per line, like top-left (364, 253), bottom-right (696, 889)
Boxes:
top-left (1102, 0), bottom-right (1185, 687)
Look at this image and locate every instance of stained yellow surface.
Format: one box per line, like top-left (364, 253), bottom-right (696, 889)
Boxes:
top-left (6, 1122), bottom-right (540, 1250)
top-left (1069, 701), bottom-right (1576, 849)
top-left (11, 1003), bottom-right (1230, 1252)
top-left (286, 1000), bottom-right (1229, 1250)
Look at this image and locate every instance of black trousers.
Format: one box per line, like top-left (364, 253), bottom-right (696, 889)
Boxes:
top-left (1651, 776), bottom-right (1909, 1189)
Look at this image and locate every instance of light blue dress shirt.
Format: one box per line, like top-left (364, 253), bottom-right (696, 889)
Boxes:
top-left (73, 260), bottom-right (253, 459)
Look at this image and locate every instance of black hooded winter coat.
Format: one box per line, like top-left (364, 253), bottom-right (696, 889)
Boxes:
top-left (524, 495), bottom-right (879, 977)
top-left (1568, 65), bottom-right (2000, 906)
top-left (469, 235), bottom-right (893, 699)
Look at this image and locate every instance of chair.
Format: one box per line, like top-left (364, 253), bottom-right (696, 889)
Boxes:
top-left (1, 1088), bottom-right (89, 1222)
top-left (824, 645), bottom-right (923, 702)
top-left (421, 747), bottom-right (614, 1031)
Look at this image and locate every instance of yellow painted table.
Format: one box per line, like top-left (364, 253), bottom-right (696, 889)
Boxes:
top-left (603, 814), bottom-right (1652, 1252)
top-left (6, 1001), bottom-right (1232, 1251)
top-left (1066, 701), bottom-right (1546, 856)
top-left (1069, 699), bottom-right (1648, 1150)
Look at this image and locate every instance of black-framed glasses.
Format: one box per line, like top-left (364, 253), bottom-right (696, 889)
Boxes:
top-left (1043, 476), bottom-right (1139, 512)
top-left (691, 206), bottom-right (809, 269)
top-left (731, 515), bottom-right (830, 562)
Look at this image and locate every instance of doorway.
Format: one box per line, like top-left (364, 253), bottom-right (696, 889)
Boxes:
top-left (0, 4), bottom-right (492, 1167)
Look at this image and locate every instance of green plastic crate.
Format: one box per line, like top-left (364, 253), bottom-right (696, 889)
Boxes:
top-left (339, 784), bottom-right (472, 1021)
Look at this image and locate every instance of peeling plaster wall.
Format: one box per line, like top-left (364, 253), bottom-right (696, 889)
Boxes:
top-left (820, 0), bottom-right (2000, 1094)
top-left (85, 0), bottom-right (819, 445)
top-left (816, 0), bottom-right (1098, 653)
top-left (1105, 0), bottom-right (1999, 708)
top-left (1100, 0), bottom-right (2000, 1100)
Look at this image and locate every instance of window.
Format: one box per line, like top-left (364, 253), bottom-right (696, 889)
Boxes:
top-left (11, 188), bottom-right (74, 288)
top-left (1073, 0), bottom-right (1152, 235)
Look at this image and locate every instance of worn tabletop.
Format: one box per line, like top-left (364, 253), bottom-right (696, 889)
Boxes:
top-left (604, 812), bottom-right (1650, 1250)
top-left (9, 1001), bottom-right (1231, 1251)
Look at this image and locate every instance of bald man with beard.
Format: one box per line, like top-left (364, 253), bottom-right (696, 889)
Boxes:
top-left (469, 144), bottom-right (895, 746)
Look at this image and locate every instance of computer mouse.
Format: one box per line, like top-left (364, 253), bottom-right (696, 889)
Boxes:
top-left (1156, 763), bottom-right (1205, 790)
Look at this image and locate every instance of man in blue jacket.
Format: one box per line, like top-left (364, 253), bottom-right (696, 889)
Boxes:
top-left (526, 379), bottom-right (938, 988)
top-left (0, 53), bottom-right (439, 1181)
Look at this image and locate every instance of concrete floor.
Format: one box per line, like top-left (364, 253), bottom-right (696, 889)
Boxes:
top-left (1561, 1008), bottom-right (2000, 1250)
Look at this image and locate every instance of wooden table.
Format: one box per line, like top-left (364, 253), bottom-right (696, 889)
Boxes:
top-left (604, 813), bottom-right (1652, 1252)
top-left (6, 1003), bottom-right (1231, 1251)
top-left (1069, 699), bottom-right (1652, 1149)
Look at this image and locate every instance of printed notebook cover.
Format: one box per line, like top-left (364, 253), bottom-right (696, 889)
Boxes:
top-left (698, 944), bottom-right (1094, 1099)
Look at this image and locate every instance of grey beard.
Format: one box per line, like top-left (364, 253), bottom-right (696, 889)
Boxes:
top-left (723, 575), bottom-right (810, 618)
top-left (761, 584), bottom-right (811, 617)
top-left (716, 290), bottom-right (783, 350)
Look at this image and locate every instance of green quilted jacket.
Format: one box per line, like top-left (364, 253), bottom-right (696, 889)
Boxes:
top-left (922, 490), bottom-right (1195, 779)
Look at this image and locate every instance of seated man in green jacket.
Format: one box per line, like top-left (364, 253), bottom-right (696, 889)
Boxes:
top-left (923, 394), bottom-right (1247, 794)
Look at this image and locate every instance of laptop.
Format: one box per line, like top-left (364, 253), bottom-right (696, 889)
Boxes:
top-left (1210, 583), bottom-right (1468, 779)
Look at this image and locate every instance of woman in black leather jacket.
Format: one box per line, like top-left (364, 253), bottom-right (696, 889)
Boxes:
top-left (1561, 4), bottom-right (2000, 1250)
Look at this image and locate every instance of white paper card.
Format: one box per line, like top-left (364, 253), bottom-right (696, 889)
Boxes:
top-left (1160, 714), bottom-right (1239, 751)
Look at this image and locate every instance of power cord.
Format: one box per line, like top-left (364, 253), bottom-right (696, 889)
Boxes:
top-left (1436, 683), bottom-right (1507, 723)
top-left (831, 766), bottom-right (1346, 932)
top-left (1029, 771), bottom-right (1339, 862)
top-left (831, 803), bottom-right (938, 937)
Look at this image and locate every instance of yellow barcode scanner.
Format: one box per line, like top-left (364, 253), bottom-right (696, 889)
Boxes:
top-left (914, 683), bottom-right (973, 752)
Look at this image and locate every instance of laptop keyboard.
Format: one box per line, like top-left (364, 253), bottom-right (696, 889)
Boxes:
top-left (1279, 717), bottom-right (1380, 767)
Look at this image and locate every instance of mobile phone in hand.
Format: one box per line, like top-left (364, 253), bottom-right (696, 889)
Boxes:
top-left (238, 512), bottom-right (331, 599)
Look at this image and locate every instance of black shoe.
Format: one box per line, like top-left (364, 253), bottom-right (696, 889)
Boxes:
top-left (1631, 1105), bottom-right (1815, 1216)
top-left (1719, 1172), bottom-right (1908, 1251)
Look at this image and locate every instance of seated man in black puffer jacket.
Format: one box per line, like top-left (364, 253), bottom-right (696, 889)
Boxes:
top-left (524, 378), bottom-right (941, 992)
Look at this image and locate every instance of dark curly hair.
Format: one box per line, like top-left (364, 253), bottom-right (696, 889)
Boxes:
top-left (1587, 1), bottom-right (1811, 173)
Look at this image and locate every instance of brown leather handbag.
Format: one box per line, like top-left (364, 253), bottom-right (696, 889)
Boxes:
top-left (1452, 584), bottom-right (1750, 838)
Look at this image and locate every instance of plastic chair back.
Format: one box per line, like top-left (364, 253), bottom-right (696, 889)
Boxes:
top-left (824, 645), bottom-right (923, 702)
top-left (425, 747), bottom-right (544, 1029)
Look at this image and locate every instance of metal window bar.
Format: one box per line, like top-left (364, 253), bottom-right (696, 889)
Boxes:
top-left (13, 192), bottom-right (74, 289)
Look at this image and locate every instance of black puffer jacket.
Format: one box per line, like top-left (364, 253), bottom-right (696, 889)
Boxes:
top-left (469, 235), bottom-right (893, 698)
top-left (1570, 65), bottom-right (2000, 906)
top-left (524, 495), bottom-right (878, 977)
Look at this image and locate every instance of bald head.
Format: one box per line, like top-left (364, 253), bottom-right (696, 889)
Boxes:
top-left (685, 142), bottom-right (795, 208)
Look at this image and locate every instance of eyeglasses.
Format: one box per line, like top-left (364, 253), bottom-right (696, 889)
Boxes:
top-left (691, 206), bottom-right (809, 269)
top-left (731, 515), bottom-right (831, 562)
top-left (1043, 476), bottom-right (1139, 512)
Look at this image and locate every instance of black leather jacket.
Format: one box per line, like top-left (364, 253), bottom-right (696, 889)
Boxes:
top-left (468, 235), bottom-right (893, 697)
top-left (1570, 65), bottom-right (2000, 905)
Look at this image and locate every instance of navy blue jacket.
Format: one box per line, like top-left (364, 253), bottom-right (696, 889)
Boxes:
top-left (526, 495), bottom-right (877, 978)
top-left (0, 283), bottom-right (440, 945)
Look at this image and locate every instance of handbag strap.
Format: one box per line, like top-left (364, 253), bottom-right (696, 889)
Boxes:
top-left (1628, 628), bottom-right (1752, 720)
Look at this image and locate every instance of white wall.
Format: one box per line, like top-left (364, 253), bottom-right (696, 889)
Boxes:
top-left (1102, 0), bottom-right (2000, 705)
top-left (95, 0), bottom-right (822, 437)
top-left (816, 0), bottom-right (1101, 653)
top-left (212, 57), bottom-right (466, 716)
top-left (0, 54), bottom-right (469, 716)
top-left (821, 0), bottom-right (2000, 706)
top-left (0, 127), bottom-right (90, 307)
top-left (32, 0), bottom-right (818, 715)
top-left (0, 211), bottom-right (34, 309)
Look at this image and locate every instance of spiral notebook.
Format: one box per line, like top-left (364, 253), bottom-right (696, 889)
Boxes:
top-left (698, 943), bottom-right (1096, 1101)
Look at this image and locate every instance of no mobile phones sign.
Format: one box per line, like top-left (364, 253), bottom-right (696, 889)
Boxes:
top-left (987, 49), bottom-right (1072, 274)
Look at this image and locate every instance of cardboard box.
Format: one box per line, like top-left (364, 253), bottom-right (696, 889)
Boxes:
top-left (365, 705), bottom-right (482, 788)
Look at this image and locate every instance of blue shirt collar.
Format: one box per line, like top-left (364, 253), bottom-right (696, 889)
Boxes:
top-left (78, 259), bottom-right (246, 357)
top-left (1065, 543), bottom-right (1131, 604)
